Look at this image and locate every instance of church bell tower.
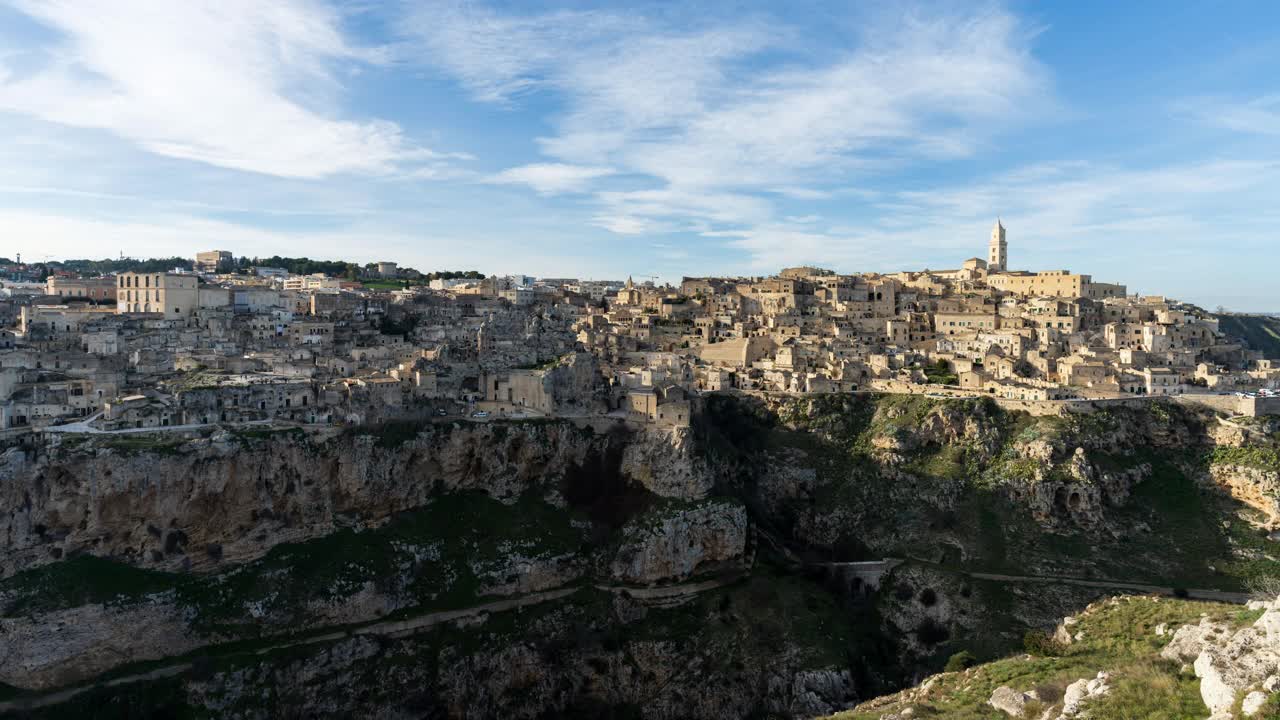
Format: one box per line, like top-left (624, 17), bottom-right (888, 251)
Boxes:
top-left (988, 219), bottom-right (1007, 272)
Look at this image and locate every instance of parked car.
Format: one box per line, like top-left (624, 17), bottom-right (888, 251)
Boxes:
top-left (472, 411), bottom-right (489, 418)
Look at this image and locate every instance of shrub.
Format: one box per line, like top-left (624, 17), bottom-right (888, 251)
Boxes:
top-left (1023, 629), bottom-right (1066, 656)
top-left (943, 650), bottom-right (977, 672)
top-left (919, 588), bottom-right (938, 607)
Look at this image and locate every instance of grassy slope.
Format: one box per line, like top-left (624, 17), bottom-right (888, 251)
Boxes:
top-left (834, 595), bottom-right (1264, 720)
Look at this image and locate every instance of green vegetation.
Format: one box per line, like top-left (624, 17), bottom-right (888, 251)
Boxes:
top-left (177, 491), bottom-right (587, 635)
top-left (629, 565), bottom-right (876, 673)
top-left (228, 426), bottom-right (307, 444)
top-left (835, 596), bottom-right (1251, 720)
top-left (1209, 445), bottom-right (1280, 471)
top-left (1217, 314), bottom-right (1280, 358)
top-left (350, 418), bottom-right (434, 448)
top-left (922, 360), bottom-right (959, 385)
top-left (93, 434), bottom-right (188, 456)
top-left (29, 256), bottom-right (194, 278)
top-left (11, 565), bottom-right (873, 718)
top-left (0, 555), bottom-right (178, 617)
top-left (1, 492), bottom-right (588, 638)
top-left (944, 651), bottom-right (978, 672)
top-left (238, 255), bottom-right (358, 278)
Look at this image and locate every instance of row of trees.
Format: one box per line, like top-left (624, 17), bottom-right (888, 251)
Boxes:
top-left (17, 257), bottom-right (195, 280)
top-left (10, 254), bottom-right (488, 285)
top-left (237, 257), bottom-right (485, 283)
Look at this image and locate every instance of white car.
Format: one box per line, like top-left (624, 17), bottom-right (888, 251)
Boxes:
top-left (471, 411), bottom-right (489, 418)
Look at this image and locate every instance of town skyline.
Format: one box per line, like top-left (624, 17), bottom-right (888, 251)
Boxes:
top-left (1, 2), bottom-right (1278, 312)
top-left (0, 219), bottom-right (1174, 306)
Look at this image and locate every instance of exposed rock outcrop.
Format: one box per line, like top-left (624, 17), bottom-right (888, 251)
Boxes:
top-left (988, 685), bottom-right (1039, 716)
top-left (1207, 464), bottom-right (1280, 527)
top-left (1162, 600), bottom-right (1280, 715)
top-left (0, 420), bottom-right (712, 579)
top-left (609, 499), bottom-right (748, 584)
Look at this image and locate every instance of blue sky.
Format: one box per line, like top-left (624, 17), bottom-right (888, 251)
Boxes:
top-left (0, 1), bottom-right (1277, 311)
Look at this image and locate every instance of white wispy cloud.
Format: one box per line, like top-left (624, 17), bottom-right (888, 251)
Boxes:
top-left (714, 158), bottom-right (1280, 310)
top-left (405, 2), bottom-right (1049, 244)
top-left (0, 0), bottom-right (448, 179)
top-left (486, 163), bottom-right (615, 195)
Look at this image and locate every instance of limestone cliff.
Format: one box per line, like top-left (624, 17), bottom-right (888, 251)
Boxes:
top-left (0, 419), bottom-right (712, 579)
top-left (4, 395), bottom-right (1280, 719)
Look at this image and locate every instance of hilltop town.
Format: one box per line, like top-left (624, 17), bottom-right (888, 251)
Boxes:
top-left (2, 222), bottom-right (1278, 437)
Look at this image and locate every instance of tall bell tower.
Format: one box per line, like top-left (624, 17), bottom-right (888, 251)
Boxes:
top-left (988, 218), bottom-right (1007, 272)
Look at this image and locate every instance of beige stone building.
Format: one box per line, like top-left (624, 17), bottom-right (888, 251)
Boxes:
top-left (116, 272), bottom-right (198, 318)
top-left (195, 250), bottom-right (233, 274)
top-left (989, 270), bottom-right (1125, 300)
top-left (45, 277), bottom-right (117, 302)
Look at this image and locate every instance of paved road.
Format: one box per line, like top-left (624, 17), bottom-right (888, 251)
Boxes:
top-left (41, 413), bottom-right (274, 436)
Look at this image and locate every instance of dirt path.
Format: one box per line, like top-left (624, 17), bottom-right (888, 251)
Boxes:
top-left (963, 570), bottom-right (1251, 604)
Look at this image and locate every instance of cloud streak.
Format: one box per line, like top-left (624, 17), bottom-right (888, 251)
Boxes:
top-left (0, 0), bottom-right (447, 179)
top-left (405, 2), bottom-right (1050, 242)
top-left (485, 163), bottom-right (615, 195)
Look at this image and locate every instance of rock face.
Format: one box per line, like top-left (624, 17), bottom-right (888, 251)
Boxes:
top-left (0, 596), bottom-right (198, 690)
top-left (0, 420), bottom-right (712, 579)
top-left (609, 499), bottom-right (748, 584)
top-left (1162, 600), bottom-right (1280, 715)
top-left (1208, 464), bottom-right (1280, 527)
top-left (620, 425), bottom-right (714, 499)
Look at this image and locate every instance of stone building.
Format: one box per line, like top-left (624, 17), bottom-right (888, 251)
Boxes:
top-left (195, 250), bottom-right (233, 274)
top-left (46, 277), bottom-right (117, 302)
top-left (116, 272), bottom-right (199, 318)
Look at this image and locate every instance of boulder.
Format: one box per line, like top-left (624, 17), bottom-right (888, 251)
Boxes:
top-left (1059, 671), bottom-right (1111, 718)
top-left (1242, 690), bottom-right (1268, 717)
top-left (1195, 652), bottom-right (1238, 715)
top-left (988, 686), bottom-right (1038, 717)
top-left (1160, 618), bottom-right (1231, 662)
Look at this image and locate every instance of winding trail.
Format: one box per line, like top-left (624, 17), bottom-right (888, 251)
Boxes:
top-left (961, 570), bottom-right (1250, 604)
top-left (883, 556), bottom-right (1252, 604)
top-left (806, 557), bottom-right (1252, 604)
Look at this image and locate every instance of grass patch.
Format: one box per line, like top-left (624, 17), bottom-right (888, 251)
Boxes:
top-left (834, 596), bottom-right (1244, 720)
top-left (0, 555), bottom-right (179, 617)
top-left (93, 434), bottom-right (188, 455)
top-left (1, 492), bottom-right (588, 637)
